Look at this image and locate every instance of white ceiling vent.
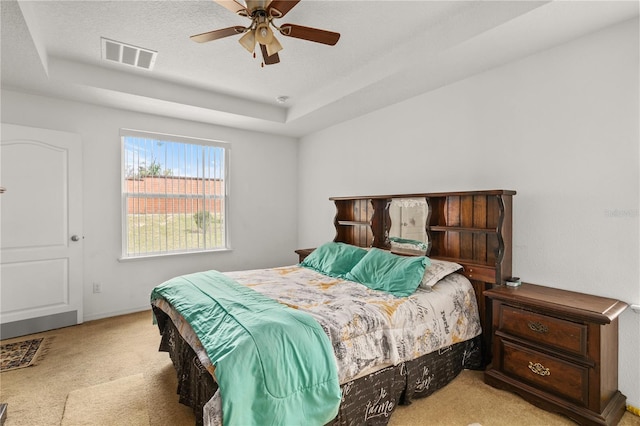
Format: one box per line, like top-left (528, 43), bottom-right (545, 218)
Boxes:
top-left (101, 38), bottom-right (157, 70)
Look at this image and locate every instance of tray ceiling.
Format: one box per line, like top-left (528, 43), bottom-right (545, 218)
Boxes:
top-left (1, 1), bottom-right (637, 137)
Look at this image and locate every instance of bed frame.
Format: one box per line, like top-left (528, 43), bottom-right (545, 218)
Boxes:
top-left (154, 189), bottom-right (515, 425)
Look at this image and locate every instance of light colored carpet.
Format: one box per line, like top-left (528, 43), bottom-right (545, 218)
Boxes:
top-left (391, 369), bottom-right (573, 426)
top-left (61, 373), bottom-right (149, 426)
top-left (0, 310), bottom-right (638, 426)
top-left (0, 311), bottom-right (193, 426)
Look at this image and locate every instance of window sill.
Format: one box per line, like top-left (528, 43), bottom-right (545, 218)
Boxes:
top-left (118, 248), bottom-right (233, 262)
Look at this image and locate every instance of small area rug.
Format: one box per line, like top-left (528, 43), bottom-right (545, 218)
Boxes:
top-left (0, 337), bottom-right (47, 372)
top-left (61, 373), bottom-right (150, 426)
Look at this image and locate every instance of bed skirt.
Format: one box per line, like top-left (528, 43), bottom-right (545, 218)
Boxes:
top-left (153, 306), bottom-right (483, 426)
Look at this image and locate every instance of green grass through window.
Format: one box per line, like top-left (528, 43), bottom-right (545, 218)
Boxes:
top-left (127, 214), bottom-right (225, 255)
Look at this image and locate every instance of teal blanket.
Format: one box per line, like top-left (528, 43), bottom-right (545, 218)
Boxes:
top-left (151, 270), bottom-right (341, 425)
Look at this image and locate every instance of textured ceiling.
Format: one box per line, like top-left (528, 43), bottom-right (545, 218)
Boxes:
top-left (1, 1), bottom-right (638, 137)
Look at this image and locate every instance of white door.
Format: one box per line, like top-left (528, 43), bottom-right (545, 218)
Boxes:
top-left (1, 124), bottom-right (83, 337)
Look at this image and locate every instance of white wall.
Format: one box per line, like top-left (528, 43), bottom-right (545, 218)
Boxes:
top-left (1, 90), bottom-right (300, 320)
top-left (298, 19), bottom-right (640, 407)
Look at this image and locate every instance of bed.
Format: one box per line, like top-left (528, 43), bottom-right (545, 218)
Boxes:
top-left (151, 190), bottom-right (515, 425)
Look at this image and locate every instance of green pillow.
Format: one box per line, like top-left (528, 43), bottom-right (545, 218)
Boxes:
top-left (300, 242), bottom-right (368, 278)
top-left (345, 248), bottom-right (430, 297)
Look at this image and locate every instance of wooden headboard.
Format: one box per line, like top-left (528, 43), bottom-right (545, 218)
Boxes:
top-left (328, 189), bottom-right (516, 364)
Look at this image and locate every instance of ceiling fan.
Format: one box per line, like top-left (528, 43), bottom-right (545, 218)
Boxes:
top-left (191, 0), bottom-right (340, 66)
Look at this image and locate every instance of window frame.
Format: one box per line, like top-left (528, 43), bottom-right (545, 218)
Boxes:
top-left (120, 129), bottom-right (230, 260)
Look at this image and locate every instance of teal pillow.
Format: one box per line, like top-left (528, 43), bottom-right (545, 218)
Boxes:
top-left (300, 242), bottom-right (368, 278)
top-left (345, 248), bottom-right (430, 297)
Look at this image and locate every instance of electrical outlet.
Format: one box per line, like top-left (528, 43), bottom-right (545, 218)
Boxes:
top-left (93, 282), bottom-right (102, 293)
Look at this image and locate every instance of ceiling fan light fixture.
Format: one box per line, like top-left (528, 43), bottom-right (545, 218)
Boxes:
top-left (239, 29), bottom-right (256, 53)
top-left (255, 22), bottom-right (273, 45)
top-left (265, 35), bottom-right (283, 57)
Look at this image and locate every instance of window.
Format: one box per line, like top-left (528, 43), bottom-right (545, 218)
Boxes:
top-left (121, 129), bottom-right (229, 258)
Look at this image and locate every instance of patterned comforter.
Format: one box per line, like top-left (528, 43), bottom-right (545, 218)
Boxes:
top-left (225, 265), bottom-right (481, 382)
top-left (152, 265), bottom-right (481, 425)
top-left (154, 265), bottom-right (481, 382)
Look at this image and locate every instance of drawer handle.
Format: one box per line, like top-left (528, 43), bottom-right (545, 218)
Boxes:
top-left (528, 361), bottom-right (551, 376)
top-left (527, 321), bottom-right (548, 334)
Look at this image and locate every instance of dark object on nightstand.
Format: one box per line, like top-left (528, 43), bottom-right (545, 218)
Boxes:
top-left (0, 403), bottom-right (7, 425)
top-left (484, 283), bottom-right (628, 426)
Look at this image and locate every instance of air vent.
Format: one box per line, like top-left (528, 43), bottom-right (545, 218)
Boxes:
top-left (101, 38), bottom-right (157, 70)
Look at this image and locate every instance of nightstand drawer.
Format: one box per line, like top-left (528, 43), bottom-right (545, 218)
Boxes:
top-left (498, 305), bottom-right (587, 356)
top-left (501, 340), bottom-right (589, 406)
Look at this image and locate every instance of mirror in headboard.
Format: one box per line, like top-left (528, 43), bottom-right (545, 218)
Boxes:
top-left (388, 197), bottom-right (429, 255)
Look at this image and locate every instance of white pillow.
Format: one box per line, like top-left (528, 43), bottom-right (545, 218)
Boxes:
top-left (419, 259), bottom-right (463, 288)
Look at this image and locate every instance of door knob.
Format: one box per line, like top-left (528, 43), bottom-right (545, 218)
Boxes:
top-left (71, 235), bottom-right (80, 242)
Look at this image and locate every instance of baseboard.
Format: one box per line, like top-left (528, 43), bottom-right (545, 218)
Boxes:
top-left (627, 404), bottom-right (640, 417)
top-left (82, 306), bottom-right (150, 322)
top-left (0, 311), bottom-right (77, 339)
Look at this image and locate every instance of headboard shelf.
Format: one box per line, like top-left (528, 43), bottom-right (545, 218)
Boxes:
top-left (329, 189), bottom-right (516, 201)
top-left (430, 226), bottom-right (499, 233)
top-left (337, 220), bottom-right (370, 226)
top-left (329, 190), bottom-right (514, 283)
top-left (330, 189), bottom-right (516, 365)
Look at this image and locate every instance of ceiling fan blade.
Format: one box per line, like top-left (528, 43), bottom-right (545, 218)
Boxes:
top-left (268, 0), bottom-right (300, 18)
top-left (279, 24), bottom-right (340, 45)
top-left (213, 0), bottom-right (248, 16)
top-left (260, 44), bottom-right (280, 65)
top-left (190, 26), bottom-right (246, 43)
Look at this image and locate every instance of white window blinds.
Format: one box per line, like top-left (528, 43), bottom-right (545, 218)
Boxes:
top-left (121, 130), bottom-right (229, 258)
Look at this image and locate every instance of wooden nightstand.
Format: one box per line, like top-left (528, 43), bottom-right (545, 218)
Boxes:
top-left (484, 283), bottom-right (628, 425)
top-left (295, 248), bottom-right (314, 263)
